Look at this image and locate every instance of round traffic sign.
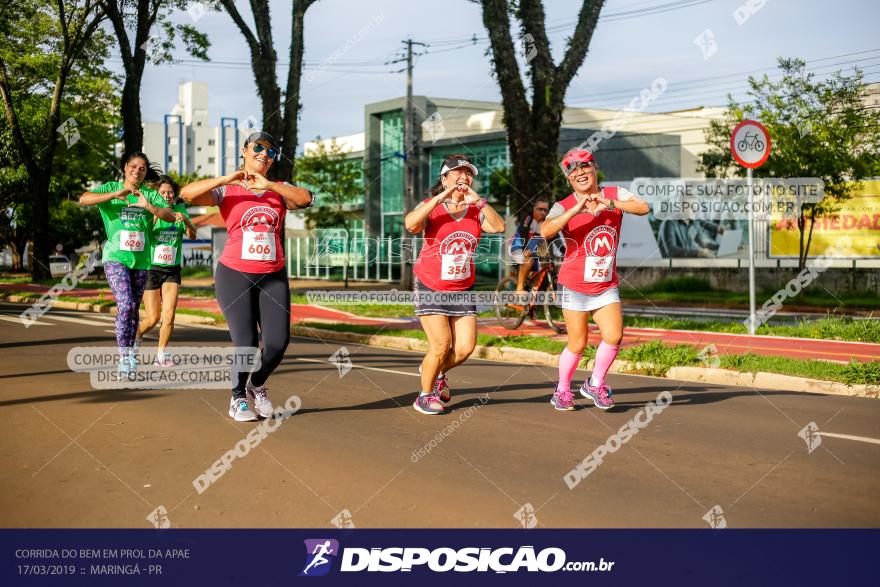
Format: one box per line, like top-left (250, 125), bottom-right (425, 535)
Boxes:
top-left (730, 119), bottom-right (771, 169)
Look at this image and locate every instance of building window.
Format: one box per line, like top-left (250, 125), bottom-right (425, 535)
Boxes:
top-left (208, 157), bottom-right (215, 164)
top-left (187, 138), bottom-right (191, 145)
top-left (167, 156), bottom-right (173, 163)
top-left (208, 139), bottom-right (215, 146)
top-left (197, 121), bottom-right (202, 126)
top-left (197, 147), bottom-right (202, 152)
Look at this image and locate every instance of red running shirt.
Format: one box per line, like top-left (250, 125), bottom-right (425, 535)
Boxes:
top-left (214, 183), bottom-right (287, 274)
top-left (413, 199), bottom-right (482, 291)
top-left (555, 186), bottom-right (623, 295)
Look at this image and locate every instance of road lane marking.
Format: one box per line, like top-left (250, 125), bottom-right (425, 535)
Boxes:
top-left (296, 357), bottom-right (419, 377)
top-left (39, 314), bottom-right (115, 327)
top-left (818, 432), bottom-right (880, 445)
top-left (0, 315), bottom-right (52, 326)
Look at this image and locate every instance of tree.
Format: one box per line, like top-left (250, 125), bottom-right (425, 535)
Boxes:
top-left (50, 198), bottom-right (103, 258)
top-left (296, 138), bottom-right (364, 287)
top-left (0, 0), bottom-right (109, 279)
top-left (220, 0), bottom-right (318, 182)
top-left (699, 58), bottom-right (880, 269)
top-left (0, 17), bottom-right (117, 270)
top-left (100, 0), bottom-right (210, 155)
top-left (478, 0), bottom-right (604, 215)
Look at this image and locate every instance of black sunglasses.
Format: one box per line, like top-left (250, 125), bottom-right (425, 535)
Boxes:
top-left (251, 143), bottom-right (279, 160)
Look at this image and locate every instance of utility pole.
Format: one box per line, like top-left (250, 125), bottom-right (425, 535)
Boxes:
top-left (392, 38), bottom-right (426, 290)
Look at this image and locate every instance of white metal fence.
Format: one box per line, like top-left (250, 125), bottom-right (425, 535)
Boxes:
top-left (285, 234), bottom-right (508, 282)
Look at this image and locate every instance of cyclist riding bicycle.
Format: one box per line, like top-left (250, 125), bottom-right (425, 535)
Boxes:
top-left (510, 199), bottom-right (564, 292)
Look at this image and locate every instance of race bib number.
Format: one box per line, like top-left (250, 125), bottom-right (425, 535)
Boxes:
top-left (120, 230), bottom-right (145, 252)
top-left (242, 231), bottom-right (276, 261)
top-left (441, 253), bottom-right (471, 281)
top-left (152, 244), bottom-right (177, 265)
top-left (584, 256), bottom-right (613, 282)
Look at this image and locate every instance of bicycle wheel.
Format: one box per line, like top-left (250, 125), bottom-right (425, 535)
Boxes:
top-left (542, 272), bottom-right (567, 334)
top-left (754, 140), bottom-right (765, 151)
top-left (495, 276), bottom-right (527, 330)
top-left (737, 140), bottom-right (748, 151)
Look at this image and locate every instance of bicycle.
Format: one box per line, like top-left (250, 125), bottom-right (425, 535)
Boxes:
top-left (737, 132), bottom-right (765, 152)
top-left (494, 257), bottom-right (566, 334)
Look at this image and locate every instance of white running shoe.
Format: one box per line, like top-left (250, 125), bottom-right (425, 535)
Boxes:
top-left (229, 397), bottom-right (258, 422)
top-left (245, 380), bottom-right (274, 419)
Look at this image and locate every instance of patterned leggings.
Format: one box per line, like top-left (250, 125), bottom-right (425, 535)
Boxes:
top-left (104, 261), bottom-right (148, 354)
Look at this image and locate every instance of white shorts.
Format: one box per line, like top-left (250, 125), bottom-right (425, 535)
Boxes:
top-left (558, 285), bottom-right (621, 312)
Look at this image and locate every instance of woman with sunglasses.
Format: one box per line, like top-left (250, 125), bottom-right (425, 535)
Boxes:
top-left (540, 149), bottom-right (649, 412)
top-left (405, 154), bottom-right (506, 415)
top-left (80, 152), bottom-right (175, 375)
top-left (181, 132), bottom-right (314, 421)
top-left (135, 175), bottom-right (197, 367)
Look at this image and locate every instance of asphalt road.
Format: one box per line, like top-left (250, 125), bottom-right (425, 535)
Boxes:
top-left (0, 301), bottom-right (878, 529)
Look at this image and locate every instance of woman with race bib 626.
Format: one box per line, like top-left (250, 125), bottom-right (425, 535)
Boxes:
top-left (405, 154), bottom-right (505, 415)
top-left (540, 149), bottom-right (649, 412)
top-left (181, 132), bottom-right (314, 422)
top-left (80, 152), bottom-right (175, 375)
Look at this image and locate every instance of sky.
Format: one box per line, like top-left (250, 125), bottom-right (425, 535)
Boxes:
top-left (118, 0), bottom-right (879, 152)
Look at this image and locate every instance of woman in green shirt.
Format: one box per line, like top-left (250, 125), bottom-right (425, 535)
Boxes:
top-left (80, 152), bottom-right (175, 374)
top-left (136, 175), bottom-right (197, 367)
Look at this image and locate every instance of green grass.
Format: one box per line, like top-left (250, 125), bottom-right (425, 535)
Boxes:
top-left (176, 308), bottom-right (225, 323)
top-left (721, 353), bottom-right (880, 386)
top-left (296, 322), bottom-right (880, 385)
top-left (618, 341), bottom-right (702, 377)
top-left (840, 360), bottom-right (880, 386)
top-left (180, 266), bottom-right (213, 279)
top-left (620, 284), bottom-right (880, 310)
top-left (177, 287), bottom-right (216, 298)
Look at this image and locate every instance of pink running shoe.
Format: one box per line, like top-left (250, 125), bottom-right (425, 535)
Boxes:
top-left (550, 387), bottom-right (576, 411)
top-left (580, 380), bottom-right (615, 410)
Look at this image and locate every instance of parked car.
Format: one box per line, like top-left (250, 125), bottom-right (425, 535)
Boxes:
top-left (49, 255), bottom-right (72, 278)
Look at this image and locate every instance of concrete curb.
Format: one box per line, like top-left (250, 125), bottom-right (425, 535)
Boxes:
top-left (294, 325), bottom-right (877, 399)
top-left (0, 294), bottom-right (218, 325)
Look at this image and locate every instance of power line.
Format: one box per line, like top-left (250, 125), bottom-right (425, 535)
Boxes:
top-left (421, 0), bottom-right (722, 47)
top-left (565, 51), bottom-right (880, 103)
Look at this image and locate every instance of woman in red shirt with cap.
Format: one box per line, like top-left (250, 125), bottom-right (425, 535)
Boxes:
top-left (404, 154), bottom-right (505, 415)
top-left (540, 148), bottom-right (649, 412)
top-left (181, 132), bottom-right (314, 421)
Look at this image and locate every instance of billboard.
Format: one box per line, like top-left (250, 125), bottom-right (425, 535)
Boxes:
top-left (768, 179), bottom-right (880, 258)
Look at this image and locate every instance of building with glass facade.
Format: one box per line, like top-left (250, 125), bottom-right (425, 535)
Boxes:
top-left (307, 95), bottom-right (724, 239)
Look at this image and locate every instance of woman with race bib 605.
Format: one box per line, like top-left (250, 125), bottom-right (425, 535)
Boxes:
top-left (80, 152), bottom-right (175, 375)
top-left (135, 175), bottom-right (197, 367)
top-left (404, 154), bottom-right (505, 415)
top-left (540, 149), bottom-right (649, 412)
top-left (181, 132), bottom-right (314, 422)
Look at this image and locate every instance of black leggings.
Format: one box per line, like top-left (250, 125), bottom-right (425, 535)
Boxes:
top-left (215, 261), bottom-right (291, 398)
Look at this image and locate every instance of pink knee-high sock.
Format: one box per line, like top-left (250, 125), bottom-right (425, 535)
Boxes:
top-left (557, 347), bottom-right (580, 392)
top-left (591, 342), bottom-right (620, 387)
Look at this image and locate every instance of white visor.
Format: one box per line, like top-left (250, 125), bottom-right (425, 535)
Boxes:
top-left (439, 159), bottom-right (478, 177)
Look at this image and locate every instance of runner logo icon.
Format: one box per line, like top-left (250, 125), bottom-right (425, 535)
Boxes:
top-left (300, 539), bottom-right (340, 577)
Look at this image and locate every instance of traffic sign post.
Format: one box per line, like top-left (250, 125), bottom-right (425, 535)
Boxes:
top-left (730, 120), bottom-right (772, 335)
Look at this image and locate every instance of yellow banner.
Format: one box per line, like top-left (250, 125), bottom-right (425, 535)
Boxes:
top-left (769, 179), bottom-right (880, 257)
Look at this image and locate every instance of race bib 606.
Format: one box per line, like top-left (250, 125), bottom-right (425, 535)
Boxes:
top-left (242, 231), bottom-right (276, 261)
